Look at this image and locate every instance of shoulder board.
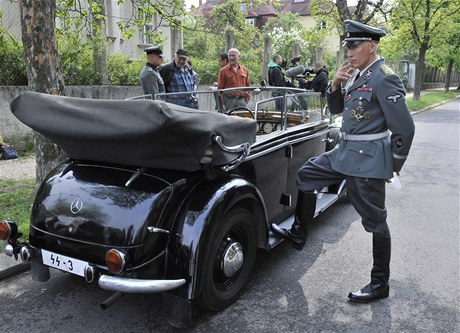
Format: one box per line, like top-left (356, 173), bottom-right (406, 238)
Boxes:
top-left (380, 64), bottom-right (394, 76)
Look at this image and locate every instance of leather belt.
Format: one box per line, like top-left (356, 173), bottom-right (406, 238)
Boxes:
top-left (341, 130), bottom-right (390, 141)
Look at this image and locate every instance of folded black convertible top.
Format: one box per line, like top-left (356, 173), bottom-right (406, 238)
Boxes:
top-left (11, 92), bottom-right (256, 172)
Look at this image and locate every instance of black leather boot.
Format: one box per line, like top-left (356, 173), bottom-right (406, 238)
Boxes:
top-left (271, 191), bottom-right (316, 250)
top-left (348, 234), bottom-right (391, 303)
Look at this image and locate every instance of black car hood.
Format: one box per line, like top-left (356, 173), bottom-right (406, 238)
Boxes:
top-left (30, 162), bottom-right (179, 247)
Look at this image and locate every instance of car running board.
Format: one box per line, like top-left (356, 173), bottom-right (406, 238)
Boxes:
top-left (268, 181), bottom-right (346, 249)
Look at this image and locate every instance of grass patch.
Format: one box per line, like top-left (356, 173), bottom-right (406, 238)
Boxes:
top-left (407, 91), bottom-right (460, 112)
top-left (0, 178), bottom-right (36, 243)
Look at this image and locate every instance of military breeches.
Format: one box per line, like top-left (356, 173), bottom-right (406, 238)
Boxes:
top-left (296, 153), bottom-right (390, 237)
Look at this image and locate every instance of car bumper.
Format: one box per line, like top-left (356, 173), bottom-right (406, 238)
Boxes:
top-left (98, 274), bottom-right (186, 293)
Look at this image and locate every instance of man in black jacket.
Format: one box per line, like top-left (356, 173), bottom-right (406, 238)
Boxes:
top-left (310, 61), bottom-right (329, 97)
top-left (268, 54), bottom-right (287, 110)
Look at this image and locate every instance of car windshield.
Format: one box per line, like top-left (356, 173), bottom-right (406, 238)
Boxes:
top-left (152, 87), bottom-right (325, 134)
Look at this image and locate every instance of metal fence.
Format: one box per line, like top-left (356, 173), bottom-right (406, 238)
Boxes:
top-left (0, 0), bottom-right (26, 85)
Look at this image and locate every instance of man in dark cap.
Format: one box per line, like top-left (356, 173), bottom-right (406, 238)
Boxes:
top-left (159, 48), bottom-right (198, 109)
top-left (271, 19), bottom-right (415, 303)
top-left (140, 46), bottom-right (165, 97)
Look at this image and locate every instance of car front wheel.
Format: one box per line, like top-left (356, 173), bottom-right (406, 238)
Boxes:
top-left (195, 207), bottom-right (257, 311)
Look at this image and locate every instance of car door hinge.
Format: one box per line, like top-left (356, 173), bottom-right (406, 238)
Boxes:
top-left (279, 193), bottom-right (292, 206)
top-left (285, 145), bottom-right (293, 158)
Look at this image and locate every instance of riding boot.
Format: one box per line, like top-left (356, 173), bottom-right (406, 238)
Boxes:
top-left (271, 190), bottom-right (316, 250)
top-left (348, 233), bottom-right (391, 303)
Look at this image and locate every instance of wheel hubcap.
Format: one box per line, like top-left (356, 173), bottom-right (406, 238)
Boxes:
top-left (221, 239), bottom-right (244, 278)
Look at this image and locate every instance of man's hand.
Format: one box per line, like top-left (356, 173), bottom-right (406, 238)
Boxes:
top-left (330, 60), bottom-right (354, 92)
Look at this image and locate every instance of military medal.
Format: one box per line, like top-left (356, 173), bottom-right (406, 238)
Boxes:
top-left (345, 94), bottom-right (351, 102)
top-left (350, 97), bottom-right (371, 121)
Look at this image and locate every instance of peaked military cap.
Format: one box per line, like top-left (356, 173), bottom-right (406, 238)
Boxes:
top-left (343, 19), bottom-right (386, 47)
top-left (144, 46), bottom-right (163, 55)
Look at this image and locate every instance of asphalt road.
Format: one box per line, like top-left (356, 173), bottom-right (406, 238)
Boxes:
top-left (0, 99), bottom-right (459, 333)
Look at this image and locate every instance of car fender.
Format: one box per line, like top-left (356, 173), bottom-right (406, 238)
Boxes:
top-left (167, 175), bottom-right (268, 300)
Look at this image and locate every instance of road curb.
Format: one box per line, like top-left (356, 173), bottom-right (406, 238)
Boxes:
top-left (0, 261), bottom-right (31, 280)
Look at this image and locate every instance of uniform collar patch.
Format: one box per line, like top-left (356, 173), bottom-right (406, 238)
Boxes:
top-left (364, 69), bottom-right (373, 79)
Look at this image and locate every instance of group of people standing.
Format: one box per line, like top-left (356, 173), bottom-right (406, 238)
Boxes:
top-left (140, 46), bottom-right (251, 111)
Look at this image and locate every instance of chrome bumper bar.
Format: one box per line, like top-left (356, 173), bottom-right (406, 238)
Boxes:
top-left (98, 274), bottom-right (186, 293)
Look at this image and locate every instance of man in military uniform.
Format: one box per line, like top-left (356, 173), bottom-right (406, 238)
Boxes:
top-left (271, 20), bottom-right (415, 303)
top-left (140, 46), bottom-right (165, 97)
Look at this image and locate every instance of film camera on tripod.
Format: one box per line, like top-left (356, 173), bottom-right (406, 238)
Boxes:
top-left (282, 57), bottom-right (315, 90)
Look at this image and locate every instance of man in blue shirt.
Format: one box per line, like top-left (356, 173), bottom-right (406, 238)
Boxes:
top-left (159, 49), bottom-right (198, 109)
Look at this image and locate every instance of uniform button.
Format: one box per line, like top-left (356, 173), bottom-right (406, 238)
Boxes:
top-left (359, 150), bottom-right (363, 154)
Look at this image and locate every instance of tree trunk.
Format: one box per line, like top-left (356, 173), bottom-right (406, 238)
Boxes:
top-left (20, 0), bottom-right (67, 183)
top-left (262, 36), bottom-right (272, 83)
top-left (444, 58), bottom-right (453, 92)
top-left (412, 42), bottom-right (428, 101)
top-left (92, 1), bottom-right (109, 85)
top-left (225, 30), bottom-right (235, 51)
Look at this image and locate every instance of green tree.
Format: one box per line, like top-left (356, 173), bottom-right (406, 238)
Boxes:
top-left (387, 0), bottom-right (460, 100)
top-left (184, 0), bottom-right (264, 84)
top-left (20, 0), bottom-right (66, 182)
top-left (310, 0), bottom-right (391, 41)
top-left (263, 12), bottom-right (309, 63)
top-left (309, 0), bottom-right (392, 62)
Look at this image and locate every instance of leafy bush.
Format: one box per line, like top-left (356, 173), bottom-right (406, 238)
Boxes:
top-left (0, 28), bottom-right (27, 85)
top-left (108, 54), bottom-right (144, 85)
top-left (58, 31), bottom-right (98, 85)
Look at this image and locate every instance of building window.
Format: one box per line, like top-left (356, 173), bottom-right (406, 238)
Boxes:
top-left (319, 21), bottom-right (327, 29)
top-left (245, 18), bottom-right (255, 26)
top-left (139, 12), bottom-right (157, 45)
top-left (141, 23), bottom-right (154, 44)
top-left (292, 0), bottom-right (305, 3)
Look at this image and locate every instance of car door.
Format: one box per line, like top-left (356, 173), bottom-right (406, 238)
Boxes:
top-left (284, 93), bottom-right (329, 211)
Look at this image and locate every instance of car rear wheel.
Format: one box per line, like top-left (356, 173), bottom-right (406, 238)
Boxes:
top-left (195, 207), bottom-right (257, 311)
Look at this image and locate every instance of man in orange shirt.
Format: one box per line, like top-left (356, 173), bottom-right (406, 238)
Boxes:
top-left (217, 48), bottom-right (251, 111)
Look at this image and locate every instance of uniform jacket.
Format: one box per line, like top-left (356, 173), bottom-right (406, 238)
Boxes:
top-left (327, 58), bottom-right (415, 179)
top-left (140, 63), bottom-right (165, 96)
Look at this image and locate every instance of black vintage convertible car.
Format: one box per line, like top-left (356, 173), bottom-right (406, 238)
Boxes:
top-left (0, 87), bottom-right (345, 327)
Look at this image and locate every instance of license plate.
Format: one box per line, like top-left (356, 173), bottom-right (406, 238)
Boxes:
top-left (41, 249), bottom-right (88, 277)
